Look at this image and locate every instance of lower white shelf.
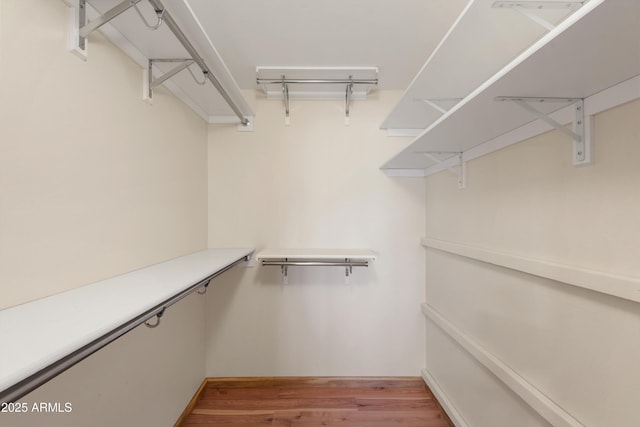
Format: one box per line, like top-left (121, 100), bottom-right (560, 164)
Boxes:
top-left (0, 247), bottom-right (253, 403)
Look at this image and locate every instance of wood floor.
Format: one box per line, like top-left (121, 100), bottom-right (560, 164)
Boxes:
top-left (176, 377), bottom-right (454, 427)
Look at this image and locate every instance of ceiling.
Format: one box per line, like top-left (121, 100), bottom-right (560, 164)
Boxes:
top-left (182, 0), bottom-right (470, 91)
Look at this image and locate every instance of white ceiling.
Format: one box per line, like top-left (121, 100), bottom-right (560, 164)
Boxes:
top-left (183, 0), bottom-right (470, 91)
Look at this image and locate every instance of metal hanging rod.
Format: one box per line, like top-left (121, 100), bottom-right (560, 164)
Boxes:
top-left (257, 78), bottom-right (378, 85)
top-left (0, 255), bottom-right (249, 404)
top-left (73, 0), bottom-right (250, 126)
top-left (261, 260), bottom-right (369, 267)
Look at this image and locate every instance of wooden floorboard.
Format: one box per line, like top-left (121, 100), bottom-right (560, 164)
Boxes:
top-left (176, 377), bottom-right (454, 427)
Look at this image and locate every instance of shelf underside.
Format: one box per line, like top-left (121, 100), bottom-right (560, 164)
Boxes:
top-left (382, 0), bottom-right (640, 171)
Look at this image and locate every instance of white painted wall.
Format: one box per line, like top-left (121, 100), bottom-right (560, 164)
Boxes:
top-left (424, 99), bottom-right (640, 426)
top-left (0, 1), bottom-right (208, 425)
top-left (206, 90), bottom-right (426, 376)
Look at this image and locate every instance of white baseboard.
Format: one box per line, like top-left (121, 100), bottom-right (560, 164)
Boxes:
top-left (422, 303), bottom-right (584, 427)
top-left (421, 367), bottom-right (469, 427)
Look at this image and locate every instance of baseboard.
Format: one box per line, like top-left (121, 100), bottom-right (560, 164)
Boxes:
top-left (421, 368), bottom-right (469, 427)
top-left (422, 303), bottom-right (584, 427)
top-left (173, 378), bottom-right (209, 427)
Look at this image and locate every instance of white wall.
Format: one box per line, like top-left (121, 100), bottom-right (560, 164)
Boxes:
top-left (0, 1), bottom-right (208, 425)
top-left (205, 90), bottom-right (426, 376)
top-left (424, 99), bottom-right (640, 426)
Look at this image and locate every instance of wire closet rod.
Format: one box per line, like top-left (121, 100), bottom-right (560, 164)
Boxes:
top-left (144, 0), bottom-right (251, 126)
top-left (261, 260), bottom-right (369, 267)
top-left (0, 255), bottom-right (249, 404)
top-left (257, 78), bottom-right (378, 85)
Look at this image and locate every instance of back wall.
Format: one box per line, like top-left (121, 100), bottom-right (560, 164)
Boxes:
top-left (205, 90), bottom-right (426, 376)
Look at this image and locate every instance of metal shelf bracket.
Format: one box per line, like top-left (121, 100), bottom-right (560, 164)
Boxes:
top-left (69, 0), bottom-right (144, 59)
top-left (415, 98), bottom-right (463, 115)
top-left (492, 1), bottom-right (584, 31)
top-left (345, 76), bottom-right (354, 125)
top-left (282, 76), bottom-right (291, 125)
top-left (143, 58), bottom-right (197, 102)
top-left (420, 152), bottom-right (467, 189)
top-left (495, 96), bottom-right (593, 166)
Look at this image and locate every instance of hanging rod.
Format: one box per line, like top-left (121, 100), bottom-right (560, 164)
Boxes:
top-left (256, 78), bottom-right (378, 85)
top-left (0, 254), bottom-right (249, 404)
top-left (261, 260), bottom-right (370, 267)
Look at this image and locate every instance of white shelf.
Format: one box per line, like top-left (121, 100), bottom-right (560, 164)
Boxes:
top-left (0, 248), bottom-right (253, 401)
top-left (255, 248), bottom-right (376, 261)
top-left (79, 0), bottom-right (253, 124)
top-left (380, 0), bottom-right (580, 131)
top-left (381, 0), bottom-right (640, 173)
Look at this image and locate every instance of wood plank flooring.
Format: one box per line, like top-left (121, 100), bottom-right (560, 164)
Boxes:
top-left (176, 377), bottom-right (454, 427)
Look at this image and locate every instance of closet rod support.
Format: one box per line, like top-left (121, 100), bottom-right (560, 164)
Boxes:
top-left (282, 76), bottom-right (290, 125)
top-left (132, 2), bottom-right (165, 30)
top-left (345, 76), bottom-right (353, 125)
top-left (144, 308), bottom-right (164, 328)
top-left (147, 0), bottom-right (251, 127)
top-left (78, 0), bottom-right (143, 39)
top-left (149, 59), bottom-right (194, 90)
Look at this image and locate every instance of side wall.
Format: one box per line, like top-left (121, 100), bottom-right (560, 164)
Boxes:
top-left (424, 99), bottom-right (640, 426)
top-left (206, 90), bottom-right (426, 376)
top-left (0, 1), bottom-right (208, 425)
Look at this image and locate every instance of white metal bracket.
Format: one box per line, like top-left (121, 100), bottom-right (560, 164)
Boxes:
top-left (414, 98), bottom-right (463, 115)
top-left (69, 0), bottom-right (144, 59)
top-left (143, 58), bottom-right (196, 102)
top-left (282, 76), bottom-right (291, 125)
top-left (492, 1), bottom-right (584, 31)
top-left (420, 152), bottom-right (467, 189)
top-left (345, 76), bottom-right (354, 125)
top-left (495, 96), bottom-right (593, 166)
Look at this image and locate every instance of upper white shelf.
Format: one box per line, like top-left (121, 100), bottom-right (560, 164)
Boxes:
top-left (380, 0), bottom-right (580, 132)
top-left (81, 0), bottom-right (253, 124)
top-left (0, 248), bottom-right (253, 401)
top-left (381, 0), bottom-right (640, 173)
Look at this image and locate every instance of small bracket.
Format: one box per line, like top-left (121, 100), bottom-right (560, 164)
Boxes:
top-left (196, 282), bottom-right (209, 295)
top-left (144, 58), bottom-right (196, 102)
top-left (281, 264), bottom-right (289, 285)
top-left (420, 152), bottom-right (467, 189)
top-left (414, 98), bottom-right (463, 115)
top-left (495, 96), bottom-right (593, 166)
top-left (144, 308), bottom-right (165, 329)
top-left (344, 259), bottom-right (353, 285)
top-left (492, 1), bottom-right (584, 31)
top-left (282, 76), bottom-right (290, 126)
top-left (345, 76), bottom-right (354, 125)
top-left (69, 0), bottom-right (143, 59)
